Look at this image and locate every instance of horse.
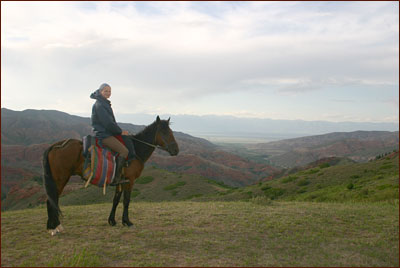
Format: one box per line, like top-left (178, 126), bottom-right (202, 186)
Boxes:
top-left (42, 116), bottom-right (179, 235)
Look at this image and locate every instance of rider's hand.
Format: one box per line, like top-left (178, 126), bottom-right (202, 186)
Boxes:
top-left (122, 130), bottom-right (129, 136)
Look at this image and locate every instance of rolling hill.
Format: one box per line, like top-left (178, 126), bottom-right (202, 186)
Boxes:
top-left (245, 130), bottom-right (399, 168)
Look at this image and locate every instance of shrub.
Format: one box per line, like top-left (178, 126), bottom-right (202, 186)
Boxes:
top-left (282, 176), bottom-right (298, 183)
top-left (136, 176), bottom-right (154, 184)
top-left (319, 163), bottom-right (330, 169)
top-left (297, 179), bottom-right (310, 186)
top-left (347, 183), bottom-right (354, 190)
top-left (261, 185), bottom-right (271, 191)
top-left (297, 188), bottom-right (307, 194)
top-left (164, 181), bottom-right (186, 191)
top-left (263, 187), bottom-right (285, 200)
top-left (308, 194), bottom-right (318, 200)
top-left (350, 175), bottom-right (360, 179)
top-left (305, 169), bottom-right (319, 175)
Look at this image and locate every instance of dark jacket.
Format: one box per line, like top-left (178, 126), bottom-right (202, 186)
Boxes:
top-left (90, 89), bottom-right (122, 139)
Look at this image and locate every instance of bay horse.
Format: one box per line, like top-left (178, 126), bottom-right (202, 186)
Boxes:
top-left (42, 116), bottom-right (179, 235)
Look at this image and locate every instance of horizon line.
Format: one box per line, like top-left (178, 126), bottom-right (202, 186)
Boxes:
top-left (2, 106), bottom-right (399, 125)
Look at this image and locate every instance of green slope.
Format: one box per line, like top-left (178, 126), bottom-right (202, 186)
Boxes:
top-left (194, 152), bottom-right (399, 203)
top-left (4, 152), bottom-right (398, 211)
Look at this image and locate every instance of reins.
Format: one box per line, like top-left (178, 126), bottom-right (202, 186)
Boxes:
top-left (129, 135), bottom-right (168, 152)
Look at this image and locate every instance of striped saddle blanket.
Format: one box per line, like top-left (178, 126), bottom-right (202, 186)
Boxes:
top-left (82, 136), bottom-right (117, 188)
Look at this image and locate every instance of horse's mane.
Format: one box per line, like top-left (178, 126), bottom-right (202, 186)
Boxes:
top-left (133, 119), bottom-right (170, 140)
top-left (133, 121), bottom-right (157, 140)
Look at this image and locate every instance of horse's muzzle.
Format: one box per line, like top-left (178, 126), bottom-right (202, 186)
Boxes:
top-left (168, 143), bottom-right (179, 156)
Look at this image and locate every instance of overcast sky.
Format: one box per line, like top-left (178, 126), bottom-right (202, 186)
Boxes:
top-left (1, 1), bottom-right (399, 123)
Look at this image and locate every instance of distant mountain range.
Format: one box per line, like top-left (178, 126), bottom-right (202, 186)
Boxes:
top-left (117, 113), bottom-right (399, 141)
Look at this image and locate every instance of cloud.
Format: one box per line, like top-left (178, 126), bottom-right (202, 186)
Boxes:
top-left (1, 1), bottom-right (399, 122)
top-left (242, 76), bottom-right (399, 96)
top-left (383, 98), bottom-right (399, 109)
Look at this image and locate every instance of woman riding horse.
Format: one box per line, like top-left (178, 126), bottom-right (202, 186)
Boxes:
top-left (90, 83), bottom-right (135, 186)
top-left (43, 116), bottom-right (179, 235)
top-left (42, 83), bottom-right (180, 235)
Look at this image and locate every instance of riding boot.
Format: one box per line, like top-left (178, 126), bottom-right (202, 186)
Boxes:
top-left (122, 135), bottom-right (137, 161)
top-left (110, 156), bottom-right (130, 186)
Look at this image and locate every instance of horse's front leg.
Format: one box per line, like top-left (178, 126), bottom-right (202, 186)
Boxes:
top-left (108, 188), bottom-right (122, 226)
top-left (122, 187), bottom-right (134, 227)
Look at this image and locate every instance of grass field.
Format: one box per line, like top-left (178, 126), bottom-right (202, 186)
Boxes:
top-left (1, 200), bottom-right (398, 267)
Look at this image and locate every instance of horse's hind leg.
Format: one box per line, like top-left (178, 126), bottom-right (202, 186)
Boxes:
top-left (108, 188), bottom-right (123, 226)
top-left (44, 139), bottom-right (83, 235)
top-left (47, 176), bottom-right (69, 235)
top-left (46, 200), bottom-right (60, 230)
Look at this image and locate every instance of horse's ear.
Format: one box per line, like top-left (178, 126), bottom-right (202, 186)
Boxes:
top-left (167, 117), bottom-right (170, 123)
top-left (156, 115), bottom-right (160, 123)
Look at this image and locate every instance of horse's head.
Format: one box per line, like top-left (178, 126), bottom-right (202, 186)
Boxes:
top-left (155, 116), bottom-right (179, 156)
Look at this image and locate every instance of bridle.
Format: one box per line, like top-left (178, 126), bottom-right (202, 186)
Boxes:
top-left (129, 135), bottom-right (164, 151)
top-left (129, 132), bottom-right (176, 153)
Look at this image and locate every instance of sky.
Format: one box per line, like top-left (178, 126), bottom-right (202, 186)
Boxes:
top-left (1, 1), bottom-right (399, 124)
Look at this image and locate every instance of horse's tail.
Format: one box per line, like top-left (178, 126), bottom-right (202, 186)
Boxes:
top-left (42, 145), bottom-right (62, 218)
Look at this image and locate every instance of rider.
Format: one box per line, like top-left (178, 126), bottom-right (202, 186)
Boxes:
top-left (90, 83), bottom-right (134, 186)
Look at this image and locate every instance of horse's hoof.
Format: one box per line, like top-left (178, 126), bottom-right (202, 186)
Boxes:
top-left (108, 219), bottom-right (116, 226)
top-left (56, 224), bottom-right (64, 233)
top-left (122, 221), bottom-right (133, 227)
top-left (49, 229), bottom-right (59, 236)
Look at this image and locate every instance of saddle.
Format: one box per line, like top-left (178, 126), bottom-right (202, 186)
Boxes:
top-left (82, 135), bottom-right (118, 191)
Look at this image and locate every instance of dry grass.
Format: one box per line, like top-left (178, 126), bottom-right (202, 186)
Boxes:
top-left (1, 201), bottom-right (398, 267)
